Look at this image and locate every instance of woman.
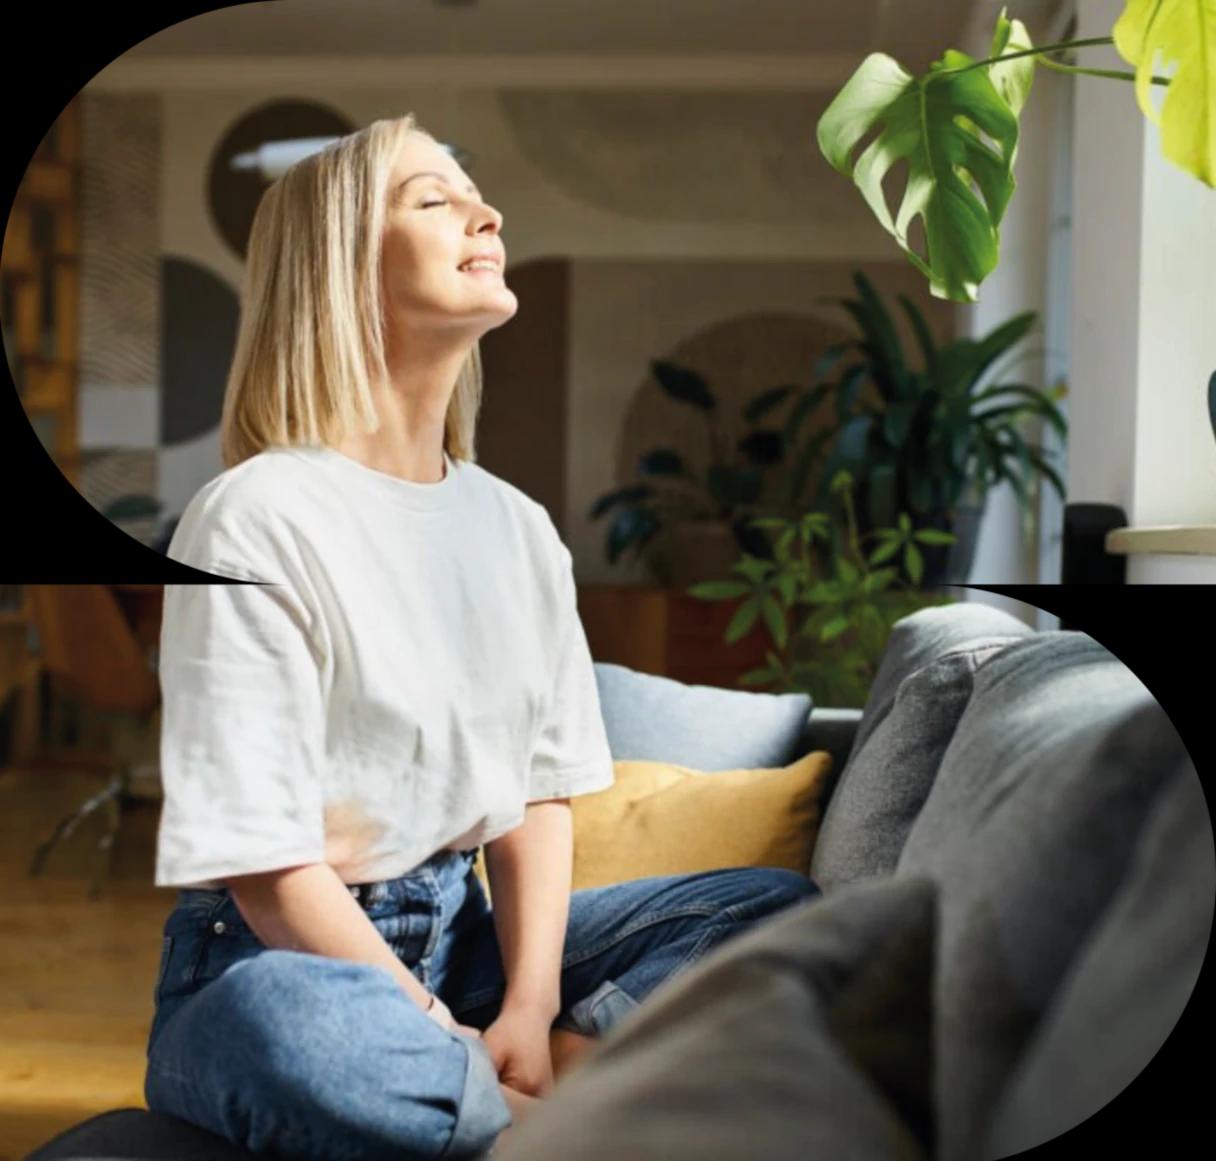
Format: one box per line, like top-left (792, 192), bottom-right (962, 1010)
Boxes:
top-left (144, 113), bottom-right (820, 1160)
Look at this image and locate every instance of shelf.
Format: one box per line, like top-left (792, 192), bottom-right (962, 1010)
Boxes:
top-left (1105, 525), bottom-right (1216, 556)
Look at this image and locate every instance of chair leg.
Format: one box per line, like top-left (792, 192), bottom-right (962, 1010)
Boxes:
top-left (29, 771), bottom-right (125, 879)
top-left (89, 790), bottom-right (124, 900)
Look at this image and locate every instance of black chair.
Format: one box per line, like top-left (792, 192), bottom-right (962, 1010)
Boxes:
top-left (25, 585), bottom-right (161, 898)
top-left (25, 1109), bottom-right (263, 1160)
top-left (1060, 503), bottom-right (1127, 585)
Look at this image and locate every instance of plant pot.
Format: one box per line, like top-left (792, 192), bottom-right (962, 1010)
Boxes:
top-left (663, 518), bottom-right (743, 590)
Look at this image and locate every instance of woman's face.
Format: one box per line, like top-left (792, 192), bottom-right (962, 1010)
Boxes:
top-left (379, 133), bottom-right (518, 339)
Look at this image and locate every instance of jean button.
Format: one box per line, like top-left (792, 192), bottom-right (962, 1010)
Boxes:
top-left (350, 885), bottom-right (362, 899)
top-left (213, 920), bottom-right (226, 934)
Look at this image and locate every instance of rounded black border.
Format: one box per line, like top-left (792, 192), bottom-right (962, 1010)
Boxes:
top-left (0, 3), bottom-right (1210, 1157)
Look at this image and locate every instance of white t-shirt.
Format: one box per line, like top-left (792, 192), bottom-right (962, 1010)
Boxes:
top-left (154, 444), bottom-right (615, 890)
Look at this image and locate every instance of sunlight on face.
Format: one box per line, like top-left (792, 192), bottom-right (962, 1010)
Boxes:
top-left (380, 133), bottom-right (516, 335)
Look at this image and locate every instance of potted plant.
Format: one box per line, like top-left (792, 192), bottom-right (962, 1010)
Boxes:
top-left (588, 357), bottom-right (839, 586)
top-left (813, 270), bottom-right (1067, 586)
top-left (815, 5), bottom-right (1212, 305)
top-left (687, 470), bottom-right (957, 706)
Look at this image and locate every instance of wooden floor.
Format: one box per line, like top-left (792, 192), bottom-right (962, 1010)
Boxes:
top-left (0, 764), bottom-right (173, 1160)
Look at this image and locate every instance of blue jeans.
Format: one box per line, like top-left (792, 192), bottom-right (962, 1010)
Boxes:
top-left (144, 847), bottom-right (820, 1160)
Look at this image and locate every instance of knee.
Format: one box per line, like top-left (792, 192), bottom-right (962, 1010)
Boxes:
top-left (147, 950), bottom-right (489, 1157)
top-left (728, 868), bottom-right (820, 920)
top-left (211, 949), bottom-right (395, 1056)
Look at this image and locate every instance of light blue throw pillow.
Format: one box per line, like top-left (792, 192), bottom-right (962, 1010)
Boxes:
top-left (592, 662), bottom-right (813, 772)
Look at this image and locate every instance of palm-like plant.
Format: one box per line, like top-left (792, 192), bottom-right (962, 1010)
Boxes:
top-left (815, 270), bottom-right (1067, 579)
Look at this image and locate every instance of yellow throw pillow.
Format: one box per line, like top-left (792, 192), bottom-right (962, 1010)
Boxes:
top-left (471, 750), bottom-right (832, 898)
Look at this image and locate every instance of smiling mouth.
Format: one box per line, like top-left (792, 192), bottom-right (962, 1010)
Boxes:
top-left (457, 260), bottom-right (503, 277)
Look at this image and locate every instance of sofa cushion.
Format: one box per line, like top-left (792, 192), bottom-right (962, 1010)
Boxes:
top-left (808, 601), bottom-right (1032, 891)
top-left (26, 1107), bottom-right (257, 1160)
top-left (895, 631), bottom-right (1188, 1161)
top-left (982, 756), bottom-right (1215, 1159)
top-left (471, 750), bottom-right (832, 899)
top-left (593, 662), bottom-right (812, 770)
top-left (844, 602), bottom-right (1034, 762)
top-left (568, 750), bottom-right (834, 889)
top-left (493, 874), bottom-right (940, 1161)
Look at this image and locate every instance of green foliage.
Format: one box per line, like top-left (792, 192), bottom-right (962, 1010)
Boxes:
top-left (816, 3), bottom-right (1214, 302)
top-left (816, 271), bottom-right (1066, 557)
top-left (588, 358), bottom-right (836, 566)
top-left (816, 45), bottom-right (1021, 303)
top-left (1113, 0), bottom-right (1215, 187)
top-left (687, 471), bottom-right (957, 706)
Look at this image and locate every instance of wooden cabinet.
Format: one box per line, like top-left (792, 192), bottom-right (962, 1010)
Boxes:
top-left (576, 583), bottom-right (772, 691)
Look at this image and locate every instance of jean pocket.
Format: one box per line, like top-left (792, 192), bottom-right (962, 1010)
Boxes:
top-left (194, 919), bottom-right (265, 990)
top-left (153, 930), bottom-right (202, 1006)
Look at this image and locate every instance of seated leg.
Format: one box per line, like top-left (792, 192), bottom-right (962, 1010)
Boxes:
top-left (145, 948), bottom-right (512, 1160)
top-left (446, 866), bottom-right (819, 1042)
top-left (557, 866), bottom-right (821, 1037)
top-left (549, 1027), bottom-right (597, 1079)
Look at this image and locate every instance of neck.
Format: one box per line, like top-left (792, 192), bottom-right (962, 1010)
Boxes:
top-left (332, 333), bottom-right (471, 483)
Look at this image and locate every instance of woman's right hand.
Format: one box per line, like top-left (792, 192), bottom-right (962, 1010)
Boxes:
top-left (425, 993), bottom-right (482, 1039)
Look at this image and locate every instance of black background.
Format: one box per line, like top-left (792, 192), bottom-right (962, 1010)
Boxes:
top-left (1, 4), bottom-right (1210, 1158)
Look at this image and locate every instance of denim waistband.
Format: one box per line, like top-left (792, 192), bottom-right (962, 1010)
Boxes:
top-left (176, 847), bottom-right (479, 917)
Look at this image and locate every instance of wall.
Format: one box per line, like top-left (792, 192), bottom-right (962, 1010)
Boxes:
top-left (1131, 104), bottom-right (1216, 527)
top-left (954, 0), bottom-right (1073, 628)
top-left (958, 67), bottom-right (1068, 589)
top-left (1066, 0), bottom-right (1216, 585)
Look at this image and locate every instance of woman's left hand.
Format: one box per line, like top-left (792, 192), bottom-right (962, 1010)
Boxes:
top-left (481, 1004), bottom-right (556, 1097)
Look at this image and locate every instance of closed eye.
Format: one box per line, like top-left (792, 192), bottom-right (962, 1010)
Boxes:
top-left (421, 200), bottom-right (447, 209)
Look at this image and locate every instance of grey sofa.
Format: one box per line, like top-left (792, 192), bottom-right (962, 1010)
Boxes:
top-left (27, 603), bottom-right (1213, 1161)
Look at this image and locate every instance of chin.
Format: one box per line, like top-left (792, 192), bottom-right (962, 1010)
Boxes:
top-left (490, 289), bottom-right (520, 319)
top-left (480, 304), bottom-right (518, 334)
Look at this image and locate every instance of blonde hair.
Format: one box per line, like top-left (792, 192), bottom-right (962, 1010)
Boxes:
top-left (219, 113), bottom-right (482, 468)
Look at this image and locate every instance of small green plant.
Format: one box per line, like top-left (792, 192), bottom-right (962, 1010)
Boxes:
top-left (687, 470), bottom-right (957, 706)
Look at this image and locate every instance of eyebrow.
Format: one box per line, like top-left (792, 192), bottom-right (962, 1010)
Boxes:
top-left (398, 171), bottom-right (481, 199)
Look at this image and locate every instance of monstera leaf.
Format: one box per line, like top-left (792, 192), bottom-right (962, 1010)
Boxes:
top-left (989, 8), bottom-right (1036, 123)
top-left (1114, 0), bottom-right (1216, 187)
top-left (817, 48), bottom-right (1021, 303)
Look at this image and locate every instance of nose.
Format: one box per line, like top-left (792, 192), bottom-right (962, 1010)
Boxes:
top-left (469, 201), bottom-right (503, 238)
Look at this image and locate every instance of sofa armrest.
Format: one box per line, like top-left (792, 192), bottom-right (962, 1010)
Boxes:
top-left (796, 707), bottom-right (863, 786)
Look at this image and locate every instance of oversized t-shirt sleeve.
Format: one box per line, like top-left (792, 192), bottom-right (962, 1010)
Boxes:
top-left (526, 536), bottom-right (616, 803)
top-left (154, 515), bottom-right (328, 888)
